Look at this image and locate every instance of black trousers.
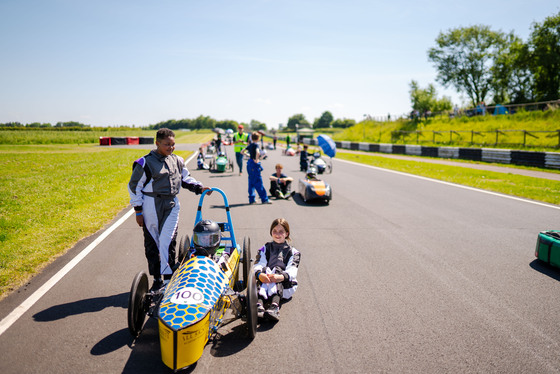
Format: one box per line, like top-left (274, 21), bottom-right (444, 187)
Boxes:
top-left (269, 180), bottom-right (292, 196)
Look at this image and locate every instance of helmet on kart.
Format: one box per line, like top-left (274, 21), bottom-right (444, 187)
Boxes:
top-left (218, 151), bottom-right (226, 158)
top-left (306, 165), bottom-right (318, 179)
top-left (193, 220), bottom-right (221, 257)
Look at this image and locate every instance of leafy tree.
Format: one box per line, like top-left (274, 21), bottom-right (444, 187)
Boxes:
top-left (249, 119), bottom-right (267, 131)
top-left (286, 114), bottom-right (310, 130)
top-left (0, 122), bottom-right (23, 128)
top-left (216, 119), bottom-right (240, 131)
top-left (491, 34), bottom-right (534, 104)
top-left (331, 118), bottom-right (356, 128)
top-left (409, 80), bottom-right (452, 114)
top-left (528, 11), bottom-right (560, 101)
top-left (313, 111), bottom-right (334, 129)
top-left (191, 115), bottom-right (216, 130)
top-left (428, 25), bottom-right (509, 106)
top-left (55, 121), bottom-right (88, 127)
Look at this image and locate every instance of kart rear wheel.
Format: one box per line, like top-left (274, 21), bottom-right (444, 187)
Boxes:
top-left (128, 271), bottom-right (149, 338)
top-left (245, 268), bottom-right (258, 339)
top-left (242, 237), bottom-right (251, 290)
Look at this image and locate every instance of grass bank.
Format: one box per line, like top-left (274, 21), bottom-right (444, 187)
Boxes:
top-left (332, 110), bottom-right (560, 150)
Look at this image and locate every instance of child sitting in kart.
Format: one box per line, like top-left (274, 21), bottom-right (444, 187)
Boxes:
top-left (197, 147), bottom-right (209, 170)
top-left (191, 219), bottom-right (232, 271)
top-left (254, 218), bottom-right (301, 321)
top-left (191, 219), bottom-right (222, 258)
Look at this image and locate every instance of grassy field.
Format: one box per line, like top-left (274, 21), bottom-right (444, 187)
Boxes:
top-left (0, 132), bottom-right (213, 299)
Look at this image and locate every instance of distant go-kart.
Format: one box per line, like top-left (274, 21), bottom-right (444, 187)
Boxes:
top-left (209, 151), bottom-right (234, 172)
top-left (535, 230), bottom-right (560, 268)
top-left (297, 165), bottom-right (332, 204)
top-left (309, 152), bottom-right (332, 174)
top-left (127, 188), bottom-right (257, 371)
top-left (312, 134), bottom-right (335, 174)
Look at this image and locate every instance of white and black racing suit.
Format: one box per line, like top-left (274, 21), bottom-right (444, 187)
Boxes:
top-left (128, 150), bottom-right (203, 279)
top-left (254, 241), bottom-right (300, 301)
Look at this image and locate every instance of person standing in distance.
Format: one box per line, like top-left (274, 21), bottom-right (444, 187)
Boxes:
top-left (128, 128), bottom-right (212, 290)
top-left (233, 124), bottom-right (249, 175)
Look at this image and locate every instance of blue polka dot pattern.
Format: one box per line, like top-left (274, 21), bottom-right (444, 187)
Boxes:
top-left (158, 256), bottom-right (228, 331)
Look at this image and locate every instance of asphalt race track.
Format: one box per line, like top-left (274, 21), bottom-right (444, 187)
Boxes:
top-left (1, 144), bottom-right (559, 373)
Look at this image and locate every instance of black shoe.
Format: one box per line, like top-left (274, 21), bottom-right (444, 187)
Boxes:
top-left (264, 304), bottom-right (280, 321)
top-left (150, 278), bottom-right (164, 292)
top-left (257, 303), bottom-right (265, 319)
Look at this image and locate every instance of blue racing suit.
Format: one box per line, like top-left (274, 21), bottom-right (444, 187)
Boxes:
top-left (246, 142), bottom-right (269, 203)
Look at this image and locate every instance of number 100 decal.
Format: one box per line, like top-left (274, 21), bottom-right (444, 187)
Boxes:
top-left (171, 287), bottom-right (205, 305)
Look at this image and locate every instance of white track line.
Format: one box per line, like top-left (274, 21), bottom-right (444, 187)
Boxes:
top-left (0, 152), bottom-right (198, 336)
top-left (337, 158), bottom-right (560, 211)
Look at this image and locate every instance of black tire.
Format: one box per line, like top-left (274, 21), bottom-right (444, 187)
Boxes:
top-left (242, 237), bottom-right (251, 291)
top-left (178, 235), bottom-right (190, 264)
top-left (245, 268), bottom-right (258, 339)
top-left (128, 271), bottom-right (149, 337)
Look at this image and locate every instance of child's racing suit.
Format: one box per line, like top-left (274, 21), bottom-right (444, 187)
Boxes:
top-left (254, 241), bottom-right (300, 300)
top-left (128, 150), bottom-right (203, 278)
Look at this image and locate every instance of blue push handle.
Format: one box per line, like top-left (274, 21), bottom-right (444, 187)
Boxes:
top-left (193, 187), bottom-right (236, 250)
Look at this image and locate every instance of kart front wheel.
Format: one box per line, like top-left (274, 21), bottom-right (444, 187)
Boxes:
top-left (128, 270), bottom-right (149, 337)
top-left (178, 235), bottom-right (190, 264)
top-left (245, 268), bottom-right (258, 339)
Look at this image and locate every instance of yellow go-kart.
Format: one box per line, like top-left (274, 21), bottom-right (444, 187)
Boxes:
top-left (127, 188), bottom-right (257, 371)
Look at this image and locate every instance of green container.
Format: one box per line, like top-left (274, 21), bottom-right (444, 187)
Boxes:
top-left (216, 157), bottom-right (227, 172)
top-left (535, 230), bottom-right (560, 268)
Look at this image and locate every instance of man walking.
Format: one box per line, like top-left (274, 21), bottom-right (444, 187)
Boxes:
top-left (233, 124), bottom-right (249, 175)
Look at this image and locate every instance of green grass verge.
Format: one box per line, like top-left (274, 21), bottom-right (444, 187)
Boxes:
top-left (337, 151), bottom-right (560, 206)
top-left (0, 144), bottom-right (194, 299)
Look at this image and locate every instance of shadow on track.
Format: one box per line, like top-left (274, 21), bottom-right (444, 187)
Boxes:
top-left (529, 259), bottom-right (560, 282)
top-left (33, 292), bottom-right (128, 321)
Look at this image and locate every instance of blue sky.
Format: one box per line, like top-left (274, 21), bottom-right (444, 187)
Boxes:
top-left (1, 0), bottom-right (559, 128)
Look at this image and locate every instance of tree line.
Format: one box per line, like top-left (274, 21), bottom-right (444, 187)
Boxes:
top-left (0, 112), bottom-right (356, 132)
top-left (410, 11), bottom-right (560, 115)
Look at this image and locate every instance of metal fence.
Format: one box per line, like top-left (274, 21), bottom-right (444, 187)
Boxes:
top-left (391, 129), bottom-right (560, 148)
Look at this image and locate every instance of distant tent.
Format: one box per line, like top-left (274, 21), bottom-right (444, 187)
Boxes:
top-left (494, 104), bottom-right (508, 115)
